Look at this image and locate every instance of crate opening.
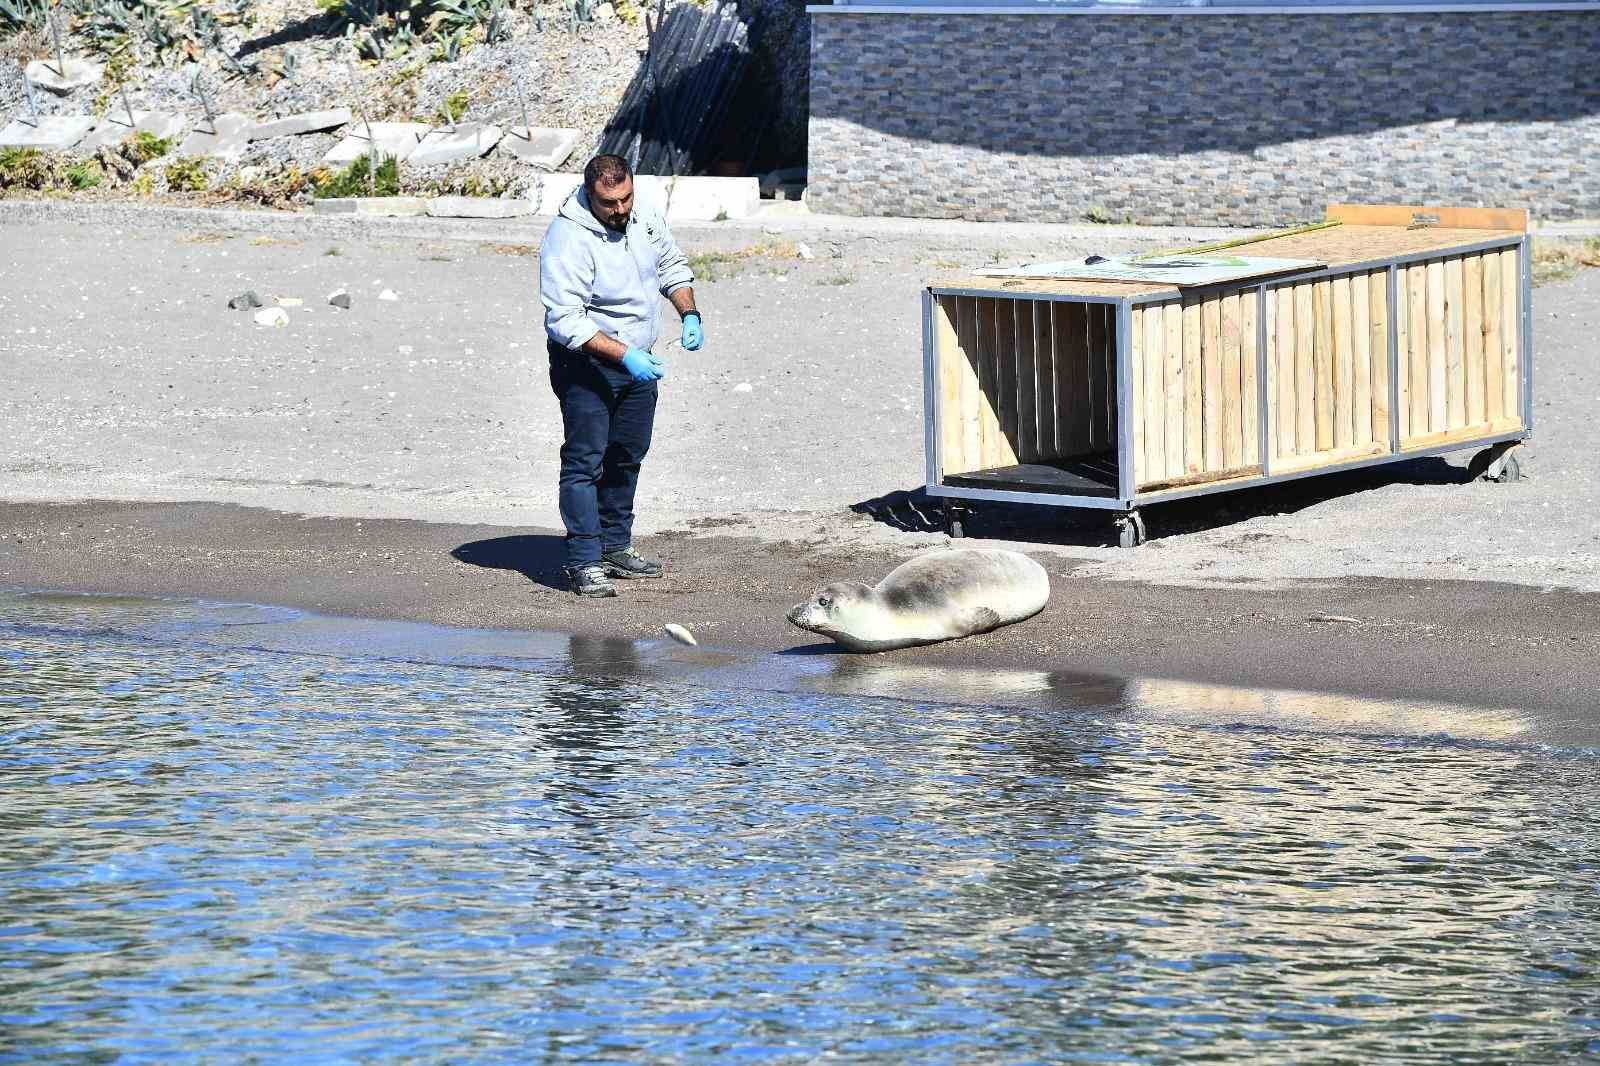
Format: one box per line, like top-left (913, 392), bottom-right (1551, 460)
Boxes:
top-left (932, 294), bottom-right (1120, 491)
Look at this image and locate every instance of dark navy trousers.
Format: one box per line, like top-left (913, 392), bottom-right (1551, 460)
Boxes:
top-left (548, 343), bottom-right (657, 570)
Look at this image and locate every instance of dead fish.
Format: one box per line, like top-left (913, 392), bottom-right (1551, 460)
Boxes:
top-left (664, 623), bottom-right (697, 647)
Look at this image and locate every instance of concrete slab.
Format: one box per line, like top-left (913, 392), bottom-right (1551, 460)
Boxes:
top-left (78, 110), bottom-right (187, 153)
top-left (322, 122), bottom-right (431, 165)
top-left (536, 174), bottom-right (583, 215)
top-left (177, 113), bottom-right (253, 160)
top-left (497, 126), bottom-right (578, 169)
top-left (251, 108), bottom-right (352, 140)
top-left (311, 197), bottom-right (429, 217)
top-left (0, 114), bottom-right (94, 150)
top-left (25, 58), bottom-right (103, 95)
top-left (407, 123), bottom-right (502, 167)
top-left (666, 176), bottom-right (760, 223)
top-left (426, 196), bottom-right (535, 219)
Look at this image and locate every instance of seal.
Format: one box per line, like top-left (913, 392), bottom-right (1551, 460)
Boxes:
top-left (786, 548), bottom-right (1049, 653)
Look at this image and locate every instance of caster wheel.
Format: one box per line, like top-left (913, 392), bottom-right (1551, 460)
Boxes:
top-left (1116, 510), bottom-right (1146, 549)
top-left (1471, 442), bottom-right (1526, 483)
top-left (944, 503), bottom-right (968, 540)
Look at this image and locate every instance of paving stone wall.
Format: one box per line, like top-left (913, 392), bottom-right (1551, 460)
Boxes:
top-left (808, 11), bottom-right (1600, 225)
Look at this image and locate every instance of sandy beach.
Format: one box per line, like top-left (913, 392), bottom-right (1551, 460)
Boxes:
top-left (4, 202), bottom-right (1600, 714)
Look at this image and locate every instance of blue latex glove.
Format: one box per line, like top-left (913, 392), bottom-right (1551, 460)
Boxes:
top-left (620, 346), bottom-right (665, 383)
top-left (681, 312), bottom-right (704, 351)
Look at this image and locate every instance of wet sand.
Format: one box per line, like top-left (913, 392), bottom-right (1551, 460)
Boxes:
top-left (5, 499), bottom-right (1600, 717)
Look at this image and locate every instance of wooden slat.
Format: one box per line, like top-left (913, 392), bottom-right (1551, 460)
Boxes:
top-left (1324, 203), bottom-right (1530, 232)
top-left (1444, 256), bottom-right (1466, 430)
top-left (935, 296), bottom-right (966, 475)
top-left (1054, 302), bottom-right (1086, 457)
top-left (995, 298), bottom-right (1019, 458)
top-left (1401, 418), bottom-right (1524, 453)
top-left (1406, 264), bottom-right (1429, 441)
top-left (1272, 441), bottom-right (1389, 475)
top-left (1368, 270), bottom-right (1390, 450)
top-left (1033, 302), bottom-right (1057, 457)
top-left (1141, 306), bottom-right (1166, 483)
top-left (1202, 296), bottom-right (1223, 471)
top-left (956, 297), bottom-right (983, 467)
top-left (1105, 304), bottom-right (1118, 449)
top-left (1140, 463), bottom-right (1264, 494)
top-left (1332, 274), bottom-right (1355, 450)
top-left (975, 298), bottom-right (997, 464)
top-left (1394, 268), bottom-right (1410, 442)
top-left (1241, 289), bottom-right (1260, 466)
top-left (1463, 256), bottom-right (1485, 427)
top-left (1349, 273), bottom-right (1370, 447)
top-left (1274, 287), bottom-right (1296, 459)
top-left (1221, 293), bottom-right (1244, 470)
top-left (1182, 297), bottom-right (1204, 473)
top-left (1482, 253), bottom-right (1504, 424)
top-left (1129, 307), bottom-right (1145, 485)
top-left (1163, 301), bottom-right (1184, 479)
top-left (1015, 301), bottom-right (1039, 461)
top-left (1087, 305), bottom-right (1109, 452)
top-left (1500, 248), bottom-right (1520, 424)
top-left (1313, 279), bottom-right (1335, 452)
top-left (1425, 259), bottom-right (1448, 434)
top-left (1294, 283), bottom-right (1316, 456)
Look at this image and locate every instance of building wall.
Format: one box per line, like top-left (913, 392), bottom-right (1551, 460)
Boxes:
top-left (807, 11), bottom-right (1600, 224)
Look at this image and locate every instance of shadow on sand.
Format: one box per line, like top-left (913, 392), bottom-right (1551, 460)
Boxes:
top-left (851, 455), bottom-right (1473, 546)
top-left (451, 534), bottom-right (569, 593)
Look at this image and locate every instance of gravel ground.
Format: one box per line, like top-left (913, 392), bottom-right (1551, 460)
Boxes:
top-left (1, 206), bottom-right (1597, 598)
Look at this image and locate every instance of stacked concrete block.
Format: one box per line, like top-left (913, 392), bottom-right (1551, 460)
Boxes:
top-left (407, 123), bottom-right (502, 166)
top-left (0, 115), bottom-right (94, 149)
top-left (322, 122), bottom-right (431, 165)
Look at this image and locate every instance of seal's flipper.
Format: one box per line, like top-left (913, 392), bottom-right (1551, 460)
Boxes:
top-left (952, 606), bottom-right (1001, 637)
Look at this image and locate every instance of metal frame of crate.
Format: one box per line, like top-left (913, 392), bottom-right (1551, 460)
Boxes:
top-left (921, 205), bottom-right (1533, 545)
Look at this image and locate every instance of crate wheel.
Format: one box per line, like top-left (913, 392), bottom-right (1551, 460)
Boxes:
top-left (944, 502), bottom-right (968, 540)
top-left (1116, 510), bottom-right (1146, 549)
top-left (1470, 442), bottom-right (1526, 483)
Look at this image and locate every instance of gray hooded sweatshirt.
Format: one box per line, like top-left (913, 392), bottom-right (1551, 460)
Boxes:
top-left (539, 186), bottom-right (694, 357)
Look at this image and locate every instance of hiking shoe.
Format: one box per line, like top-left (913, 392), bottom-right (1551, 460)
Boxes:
top-left (601, 545), bottom-right (663, 579)
top-left (567, 564), bottom-right (617, 598)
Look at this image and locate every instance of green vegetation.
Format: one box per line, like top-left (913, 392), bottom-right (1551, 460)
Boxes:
top-left (816, 273), bottom-right (855, 287)
top-left (1083, 205), bottom-right (1113, 225)
top-left (164, 156), bottom-right (209, 192)
top-left (123, 130), bottom-right (173, 165)
top-left (0, 0), bottom-right (48, 33)
top-left (441, 88), bottom-right (469, 124)
top-left (314, 153), bottom-right (400, 198)
top-left (0, 148), bottom-right (52, 192)
top-left (64, 160), bottom-right (103, 190)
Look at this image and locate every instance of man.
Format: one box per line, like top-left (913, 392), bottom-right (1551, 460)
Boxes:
top-left (539, 154), bottom-right (703, 598)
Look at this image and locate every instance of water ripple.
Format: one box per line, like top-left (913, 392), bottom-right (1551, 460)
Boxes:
top-left (1, 594), bottom-right (1597, 1063)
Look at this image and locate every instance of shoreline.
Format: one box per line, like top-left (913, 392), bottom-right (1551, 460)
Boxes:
top-left (5, 499), bottom-right (1600, 718)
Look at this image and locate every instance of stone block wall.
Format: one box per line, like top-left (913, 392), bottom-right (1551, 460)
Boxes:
top-left (808, 11), bottom-right (1600, 225)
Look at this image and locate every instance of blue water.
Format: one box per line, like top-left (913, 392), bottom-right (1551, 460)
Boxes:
top-left (2, 591), bottom-right (1598, 1063)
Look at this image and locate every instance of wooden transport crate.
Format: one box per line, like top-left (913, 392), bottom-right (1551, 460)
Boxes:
top-left (922, 205), bottom-right (1532, 545)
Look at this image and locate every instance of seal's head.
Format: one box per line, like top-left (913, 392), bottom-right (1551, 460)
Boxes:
top-left (786, 582), bottom-right (874, 638)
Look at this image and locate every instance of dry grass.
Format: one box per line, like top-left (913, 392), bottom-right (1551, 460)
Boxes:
top-left (478, 242), bottom-right (535, 257)
top-left (1532, 236), bottom-right (1600, 286)
top-left (178, 232), bottom-right (233, 245)
top-left (687, 240), bottom-right (801, 281)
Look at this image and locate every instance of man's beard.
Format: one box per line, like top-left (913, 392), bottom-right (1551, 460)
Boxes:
top-left (602, 213), bottom-right (629, 233)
